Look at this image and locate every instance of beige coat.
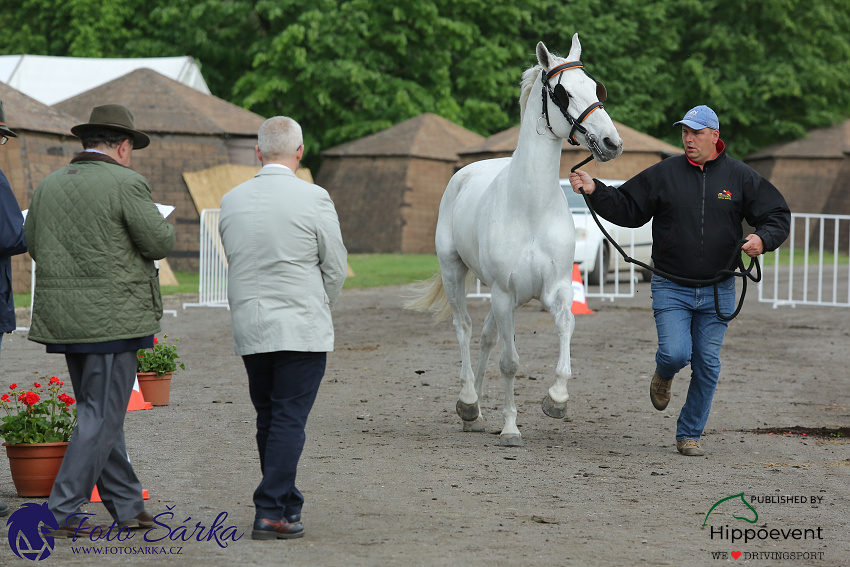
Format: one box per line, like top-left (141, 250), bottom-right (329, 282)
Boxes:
top-left (219, 167), bottom-right (347, 356)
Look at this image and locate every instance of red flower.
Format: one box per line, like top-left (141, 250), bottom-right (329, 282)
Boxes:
top-left (154, 337), bottom-right (159, 345)
top-left (9, 384), bottom-right (16, 390)
top-left (49, 376), bottom-right (60, 384)
top-left (18, 392), bottom-right (40, 406)
top-left (33, 382), bottom-right (41, 388)
top-left (1, 394), bottom-right (9, 402)
top-left (57, 393), bottom-right (76, 407)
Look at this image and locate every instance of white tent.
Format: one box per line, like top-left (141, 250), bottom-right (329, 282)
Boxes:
top-left (0, 54), bottom-right (210, 106)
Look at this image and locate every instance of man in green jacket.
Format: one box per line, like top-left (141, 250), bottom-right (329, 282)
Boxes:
top-left (25, 104), bottom-right (174, 537)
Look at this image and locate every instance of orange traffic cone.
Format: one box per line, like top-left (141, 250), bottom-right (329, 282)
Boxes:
top-left (128, 376), bottom-right (153, 411)
top-left (571, 264), bottom-right (594, 314)
top-left (91, 486), bottom-right (149, 503)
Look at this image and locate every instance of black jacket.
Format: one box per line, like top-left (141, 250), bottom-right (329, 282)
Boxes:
top-left (587, 142), bottom-right (790, 282)
top-left (1, 168), bottom-right (27, 332)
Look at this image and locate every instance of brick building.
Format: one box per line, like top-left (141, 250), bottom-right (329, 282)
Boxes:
top-left (53, 68), bottom-right (265, 271)
top-left (317, 113), bottom-right (483, 253)
top-left (0, 82), bottom-right (81, 294)
top-left (745, 120), bottom-right (850, 252)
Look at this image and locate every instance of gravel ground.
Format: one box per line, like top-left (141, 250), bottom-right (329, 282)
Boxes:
top-left (0, 282), bottom-right (848, 566)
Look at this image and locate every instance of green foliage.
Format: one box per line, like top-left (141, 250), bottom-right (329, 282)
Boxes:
top-left (2, 0), bottom-right (850, 165)
top-left (0, 377), bottom-right (77, 444)
top-left (137, 335), bottom-right (186, 376)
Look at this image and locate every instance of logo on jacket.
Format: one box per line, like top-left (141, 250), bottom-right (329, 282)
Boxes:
top-left (6, 503), bottom-right (59, 561)
top-left (718, 190), bottom-right (732, 201)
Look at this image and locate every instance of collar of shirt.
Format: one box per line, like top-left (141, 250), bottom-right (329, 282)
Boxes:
top-left (261, 163), bottom-right (293, 173)
top-left (83, 149), bottom-right (108, 156)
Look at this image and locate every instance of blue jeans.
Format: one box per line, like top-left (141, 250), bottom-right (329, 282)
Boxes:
top-left (651, 275), bottom-right (735, 441)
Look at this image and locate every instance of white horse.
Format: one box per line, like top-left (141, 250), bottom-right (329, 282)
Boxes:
top-left (407, 34), bottom-right (623, 446)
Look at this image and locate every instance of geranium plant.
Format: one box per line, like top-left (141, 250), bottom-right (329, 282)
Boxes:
top-left (0, 377), bottom-right (77, 444)
top-left (137, 335), bottom-right (186, 376)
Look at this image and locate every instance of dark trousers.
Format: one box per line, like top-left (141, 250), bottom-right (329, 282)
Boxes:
top-left (49, 352), bottom-right (144, 524)
top-left (243, 351), bottom-right (326, 521)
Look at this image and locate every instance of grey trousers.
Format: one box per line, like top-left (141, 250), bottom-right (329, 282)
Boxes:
top-left (48, 351), bottom-right (145, 525)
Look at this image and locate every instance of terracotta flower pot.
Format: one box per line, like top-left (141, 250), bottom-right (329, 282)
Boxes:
top-left (136, 372), bottom-right (173, 406)
top-left (3, 442), bottom-right (69, 497)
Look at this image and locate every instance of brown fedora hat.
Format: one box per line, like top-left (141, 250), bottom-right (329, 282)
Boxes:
top-left (0, 100), bottom-right (17, 138)
top-left (71, 104), bottom-right (150, 149)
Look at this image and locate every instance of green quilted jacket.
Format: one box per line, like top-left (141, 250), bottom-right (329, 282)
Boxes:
top-left (25, 153), bottom-right (175, 344)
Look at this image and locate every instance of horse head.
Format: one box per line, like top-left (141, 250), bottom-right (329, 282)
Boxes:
top-left (535, 33), bottom-right (623, 162)
top-left (6, 502), bottom-right (60, 561)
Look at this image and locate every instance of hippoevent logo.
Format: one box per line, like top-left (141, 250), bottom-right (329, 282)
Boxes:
top-left (5, 503), bottom-right (243, 562)
top-left (704, 492), bottom-right (826, 561)
top-left (717, 190), bottom-right (732, 200)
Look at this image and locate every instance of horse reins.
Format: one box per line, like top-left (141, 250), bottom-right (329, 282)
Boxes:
top-left (541, 61), bottom-right (607, 156)
top-left (569, 157), bottom-right (761, 321)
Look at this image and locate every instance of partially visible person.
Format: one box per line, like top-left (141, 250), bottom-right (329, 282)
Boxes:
top-left (570, 105), bottom-right (790, 457)
top-left (219, 116), bottom-right (347, 540)
top-left (25, 104), bottom-right (174, 535)
top-left (0, 100), bottom-right (27, 519)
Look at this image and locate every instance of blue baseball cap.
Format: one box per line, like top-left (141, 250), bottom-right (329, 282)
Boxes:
top-left (673, 105), bottom-right (719, 130)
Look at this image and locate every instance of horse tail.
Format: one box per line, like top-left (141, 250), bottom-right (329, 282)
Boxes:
top-left (405, 270), bottom-right (475, 322)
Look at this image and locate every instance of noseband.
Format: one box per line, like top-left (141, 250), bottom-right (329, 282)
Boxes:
top-left (540, 61), bottom-right (607, 154)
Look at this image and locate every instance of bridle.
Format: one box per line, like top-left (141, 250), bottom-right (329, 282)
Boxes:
top-left (540, 61), bottom-right (607, 156)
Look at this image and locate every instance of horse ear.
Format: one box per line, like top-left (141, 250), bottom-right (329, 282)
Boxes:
top-left (568, 33), bottom-right (582, 61)
top-left (536, 41), bottom-right (552, 71)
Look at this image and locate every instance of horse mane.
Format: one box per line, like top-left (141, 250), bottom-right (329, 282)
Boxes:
top-left (519, 65), bottom-right (543, 122)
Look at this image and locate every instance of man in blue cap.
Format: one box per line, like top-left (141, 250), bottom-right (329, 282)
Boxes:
top-left (569, 105), bottom-right (790, 456)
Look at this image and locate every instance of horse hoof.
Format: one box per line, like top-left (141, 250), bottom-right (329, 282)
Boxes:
top-left (456, 400), bottom-right (480, 422)
top-left (542, 395), bottom-right (568, 419)
top-left (499, 434), bottom-right (524, 447)
top-left (462, 416), bottom-right (486, 432)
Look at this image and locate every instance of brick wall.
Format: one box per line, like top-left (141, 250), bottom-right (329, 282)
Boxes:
top-left (318, 156), bottom-right (408, 253)
top-left (400, 158), bottom-right (453, 253)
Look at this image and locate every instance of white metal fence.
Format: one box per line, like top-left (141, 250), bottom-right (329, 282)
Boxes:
top-left (758, 212), bottom-right (850, 308)
top-left (467, 228), bottom-right (647, 302)
top-left (182, 208), bottom-right (229, 309)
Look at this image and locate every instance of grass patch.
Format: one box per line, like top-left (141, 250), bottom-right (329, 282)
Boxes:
top-left (344, 254), bottom-right (439, 288)
top-left (759, 248), bottom-right (849, 265)
top-left (14, 255), bottom-right (440, 307)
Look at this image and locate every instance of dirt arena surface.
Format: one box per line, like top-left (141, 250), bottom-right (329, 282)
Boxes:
top-left (1, 281), bottom-right (848, 566)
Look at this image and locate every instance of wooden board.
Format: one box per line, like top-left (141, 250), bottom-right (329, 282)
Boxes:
top-left (183, 164), bottom-right (313, 214)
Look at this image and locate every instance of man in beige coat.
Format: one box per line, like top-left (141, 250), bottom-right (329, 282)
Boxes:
top-left (219, 116), bottom-right (347, 540)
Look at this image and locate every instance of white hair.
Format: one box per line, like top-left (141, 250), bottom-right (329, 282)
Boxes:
top-left (257, 116), bottom-right (303, 161)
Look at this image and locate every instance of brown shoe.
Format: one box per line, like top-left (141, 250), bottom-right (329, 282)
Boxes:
top-left (650, 371), bottom-right (672, 410)
top-left (677, 438), bottom-right (705, 456)
top-left (118, 510), bottom-right (154, 529)
top-left (49, 518), bottom-right (107, 539)
top-left (251, 517), bottom-right (305, 540)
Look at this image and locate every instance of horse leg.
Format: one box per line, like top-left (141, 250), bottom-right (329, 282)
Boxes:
top-left (440, 260), bottom-right (480, 426)
top-left (541, 283), bottom-right (575, 419)
top-left (491, 291), bottom-right (522, 447)
top-left (462, 309), bottom-right (497, 432)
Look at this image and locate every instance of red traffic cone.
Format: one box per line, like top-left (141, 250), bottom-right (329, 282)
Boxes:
top-left (91, 486), bottom-right (149, 503)
top-left (571, 264), bottom-right (594, 314)
top-left (128, 376), bottom-right (153, 411)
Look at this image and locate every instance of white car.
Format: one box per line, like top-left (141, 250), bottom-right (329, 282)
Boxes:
top-left (560, 179), bottom-right (653, 284)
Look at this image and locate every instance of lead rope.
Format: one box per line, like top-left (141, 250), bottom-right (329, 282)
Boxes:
top-left (570, 155), bottom-right (761, 320)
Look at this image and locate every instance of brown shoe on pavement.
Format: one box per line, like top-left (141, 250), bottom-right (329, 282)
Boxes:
top-left (49, 518), bottom-right (107, 539)
top-left (677, 438), bottom-right (705, 456)
top-left (650, 371), bottom-right (672, 410)
top-left (252, 517), bottom-right (305, 540)
top-left (118, 510), bottom-right (154, 529)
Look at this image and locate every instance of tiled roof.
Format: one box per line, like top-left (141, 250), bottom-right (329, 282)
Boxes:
top-left (460, 121), bottom-right (681, 156)
top-left (54, 69), bottom-right (264, 137)
top-left (746, 121), bottom-right (850, 160)
top-left (0, 81), bottom-right (79, 136)
top-left (323, 113), bottom-right (484, 161)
